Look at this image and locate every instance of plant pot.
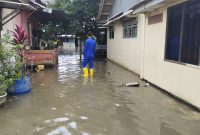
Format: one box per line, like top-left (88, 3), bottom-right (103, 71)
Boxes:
top-left (8, 76), bottom-right (31, 95)
top-left (0, 92), bottom-right (7, 106)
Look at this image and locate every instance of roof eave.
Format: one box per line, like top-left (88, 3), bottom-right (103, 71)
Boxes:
top-left (0, 1), bottom-right (36, 10)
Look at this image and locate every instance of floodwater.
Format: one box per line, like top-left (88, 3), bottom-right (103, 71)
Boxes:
top-left (1, 45), bottom-right (200, 135)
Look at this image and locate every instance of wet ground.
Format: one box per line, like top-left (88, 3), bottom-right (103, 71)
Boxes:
top-left (1, 45), bottom-right (200, 135)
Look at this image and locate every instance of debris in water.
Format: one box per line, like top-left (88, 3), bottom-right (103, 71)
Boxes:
top-left (117, 82), bottom-right (140, 87)
top-left (144, 83), bottom-right (150, 87)
top-left (36, 65), bottom-right (45, 72)
top-left (115, 104), bottom-right (120, 107)
top-left (47, 126), bottom-right (71, 135)
top-left (40, 83), bottom-right (44, 86)
top-left (44, 120), bottom-right (51, 123)
top-left (82, 132), bottom-right (90, 135)
top-left (53, 117), bottom-right (69, 122)
top-left (51, 108), bottom-right (56, 110)
top-left (125, 82), bottom-right (140, 87)
top-left (68, 121), bottom-right (77, 129)
top-left (80, 116), bottom-right (88, 120)
top-left (45, 117), bottom-right (69, 123)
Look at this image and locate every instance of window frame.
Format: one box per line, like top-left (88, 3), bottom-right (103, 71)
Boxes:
top-left (123, 18), bottom-right (138, 38)
top-left (109, 26), bottom-right (114, 39)
top-left (165, 0), bottom-right (200, 66)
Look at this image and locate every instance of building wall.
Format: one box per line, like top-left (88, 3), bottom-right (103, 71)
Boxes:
top-left (2, 9), bottom-right (15, 34)
top-left (110, 0), bottom-right (140, 17)
top-left (107, 14), bottom-right (145, 74)
top-left (142, 7), bottom-right (200, 109)
top-left (1, 9), bottom-right (29, 35)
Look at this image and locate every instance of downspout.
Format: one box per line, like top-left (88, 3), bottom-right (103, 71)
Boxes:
top-left (140, 13), bottom-right (147, 79)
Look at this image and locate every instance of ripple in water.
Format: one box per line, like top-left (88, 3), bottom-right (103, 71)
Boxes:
top-left (58, 55), bottom-right (81, 82)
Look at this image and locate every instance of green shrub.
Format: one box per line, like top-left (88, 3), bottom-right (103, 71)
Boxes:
top-left (0, 33), bottom-right (23, 95)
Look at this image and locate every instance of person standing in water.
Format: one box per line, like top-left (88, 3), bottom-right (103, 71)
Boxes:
top-left (82, 31), bottom-right (96, 77)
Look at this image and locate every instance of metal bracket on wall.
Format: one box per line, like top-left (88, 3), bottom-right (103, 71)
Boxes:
top-left (2, 10), bottom-right (21, 26)
top-left (0, 9), bottom-right (18, 22)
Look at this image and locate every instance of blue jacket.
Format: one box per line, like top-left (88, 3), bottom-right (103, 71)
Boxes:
top-left (83, 37), bottom-right (96, 57)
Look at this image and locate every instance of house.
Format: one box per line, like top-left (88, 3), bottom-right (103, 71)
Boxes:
top-left (0, 0), bottom-right (65, 65)
top-left (97, 0), bottom-right (200, 110)
top-left (97, 0), bottom-right (144, 74)
top-left (0, 0), bottom-right (46, 42)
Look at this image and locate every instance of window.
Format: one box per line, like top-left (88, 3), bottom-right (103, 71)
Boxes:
top-left (123, 18), bottom-right (137, 38)
top-left (166, 0), bottom-right (200, 65)
top-left (109, 27), bottom-right (114, 39)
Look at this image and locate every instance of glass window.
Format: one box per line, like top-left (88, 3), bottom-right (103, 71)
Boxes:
top-left (166, 3), bottom-right (183, 61)
top-left (109, 27), bottom-right (114, 39)
top-left (165, 0), bottom-right (200, 66)
top-left (123, 18), bottom-right (138, 38)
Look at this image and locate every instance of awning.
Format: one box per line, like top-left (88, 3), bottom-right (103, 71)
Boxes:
top-left (0, 1), bottom-right (36, 10)
top-left (104, 10), bottom-right (135, 26)
top-left (30, 9), bottom-right (67, 24)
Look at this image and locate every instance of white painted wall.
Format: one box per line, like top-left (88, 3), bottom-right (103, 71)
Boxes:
top-left (107, 14), bottom-right (145, 74)
top-left (1, 9), bottom-right (15, 34)
top-left (142, 7), bottom-right (200, 109)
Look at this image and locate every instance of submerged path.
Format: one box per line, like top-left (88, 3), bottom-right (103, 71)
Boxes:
top-left (1, 46), bottom-right (200, 135)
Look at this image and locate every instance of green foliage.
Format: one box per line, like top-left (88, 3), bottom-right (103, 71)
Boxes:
top-left (52, 0), bottom-right (100, 37)
top-left (0, 33), bottom-right (23, 95)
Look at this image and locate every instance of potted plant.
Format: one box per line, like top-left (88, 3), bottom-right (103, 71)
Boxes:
top-left (0, 33), bottom-right (22, 105)
top-left (7, 25), bottom-right (31, 95)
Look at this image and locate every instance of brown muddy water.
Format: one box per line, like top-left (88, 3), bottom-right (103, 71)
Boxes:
top-left (1, 46), bottom-right (200, 135)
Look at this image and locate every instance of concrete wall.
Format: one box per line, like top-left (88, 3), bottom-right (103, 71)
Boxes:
top-left (142, 7), bottom-right (200, 109)
top-left (2, 9), bottom-right (29, 34)
top-left (2, 9), bottom-right (15, 33)
top-left (107, 14), bottom-right (145, 74)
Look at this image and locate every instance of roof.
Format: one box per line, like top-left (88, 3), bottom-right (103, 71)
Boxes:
top-left (130, 0), bottom-right (183, 14)
top-left (99, 0), bottom-right (183, 26)
top-left (96, 0), bottom-right (114, 24)
top-left (104, 10), bottom-right (136, 26)
top-left (0, 0), bottom-right (36, 10)
top-left (30, 9), bottom-right (67, 24)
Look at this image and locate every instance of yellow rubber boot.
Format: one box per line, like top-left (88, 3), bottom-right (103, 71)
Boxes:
top-left (90, 69), bottom-right (94, 76)
top-left (83, 68), bottom-right (89, 77)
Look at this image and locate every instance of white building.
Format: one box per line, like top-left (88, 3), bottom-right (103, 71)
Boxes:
top-left (98, 0), bottom-right (200, 110)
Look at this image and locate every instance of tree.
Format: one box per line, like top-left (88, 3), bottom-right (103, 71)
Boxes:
top-left (52, 0), bottom-right (100, 37)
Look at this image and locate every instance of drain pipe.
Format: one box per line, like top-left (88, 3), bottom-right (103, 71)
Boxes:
top-left (140, 13), bottom-right (147, 79)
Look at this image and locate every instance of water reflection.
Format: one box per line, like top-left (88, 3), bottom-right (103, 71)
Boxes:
top-left (57, 44), bottom-right (81, 83)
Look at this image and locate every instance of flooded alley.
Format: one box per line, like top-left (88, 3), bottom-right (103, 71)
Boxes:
top-left (1, 46), bottom-right (200, 135)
